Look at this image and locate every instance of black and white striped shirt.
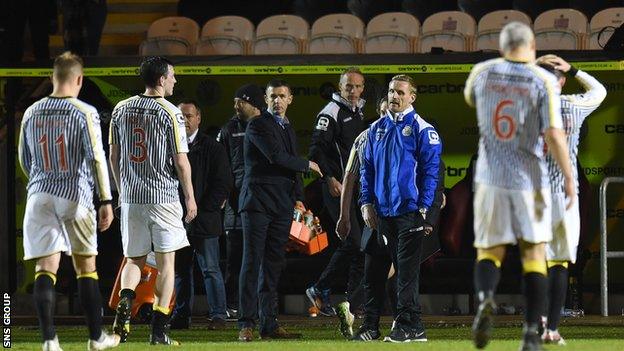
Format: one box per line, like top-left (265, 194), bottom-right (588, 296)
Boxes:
top-left (110, 95), bottom-right (188, 204)
top-left (344, 129), bottom-right (369, 177)
top-left (18, 96), bottom-right (112, 209)
top-left (546, 70), bottom-right (607, 194)
top-left (465, 58), bottom-right (563, 191)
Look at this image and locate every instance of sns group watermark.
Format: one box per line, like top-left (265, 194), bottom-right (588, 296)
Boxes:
top-left (3, 293), bottom-right (9, 348)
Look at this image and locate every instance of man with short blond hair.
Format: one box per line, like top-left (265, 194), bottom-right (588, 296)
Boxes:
top-left (19, 51), bottom-right (119, 350)
top-left (360, 74), bottom-right (442, 343)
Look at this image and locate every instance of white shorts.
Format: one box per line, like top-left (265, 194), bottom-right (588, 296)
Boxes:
top-left (23, 193), bottom-right (97, 260)
top-left (546, 193), bottom-right (580, 263)
top-left (473, 183), bottom-right (552, 249)
top-left (120, 202), bottom-right (189, 257)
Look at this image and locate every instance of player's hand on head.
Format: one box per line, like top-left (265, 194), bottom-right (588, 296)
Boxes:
top-left (185, 198), bottom-right (197, 223)
top-left (98, 204), bottom-right (114, 232)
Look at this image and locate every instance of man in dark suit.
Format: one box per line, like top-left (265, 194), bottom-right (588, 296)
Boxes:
top-left (236, 82), bottom-right (322, 342)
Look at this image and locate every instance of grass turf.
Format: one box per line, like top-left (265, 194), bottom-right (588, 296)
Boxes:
top-left (8, 322), bottom-right (624, 350)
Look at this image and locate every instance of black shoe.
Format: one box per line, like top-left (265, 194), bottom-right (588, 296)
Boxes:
top-left (519, 327), bottom-right (543, 351)
top-left (383, 323), bottom-right (413, 343)
top-left (112, 296), bottom-right (131, 343)
top-left (150, 332), bottom-right (180, 346)
top-left (226, 307), bottom-right (238, 321)
top-left (167, 315), bottom-right (190, 330)
top-left (473, 297), bottom-right (496, 349)
top-left (410, 327), bottom-right (427, 342)
top-left (351, 326), bottom-right (381, 342)
top-left (472, 297), bottom-right (496, 349)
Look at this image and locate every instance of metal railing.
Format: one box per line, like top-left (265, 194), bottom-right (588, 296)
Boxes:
top-left (600, 176), bottom-right (624, 316)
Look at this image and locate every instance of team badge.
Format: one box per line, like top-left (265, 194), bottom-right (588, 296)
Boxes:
top-left (316, 116), bottom-right (330, 131)
top-left (402, 125), bottom-right (412, 136)
top-left (428, 130), bottom-right (440, 144)
top-left (376, 128), bottom-right (386, 140)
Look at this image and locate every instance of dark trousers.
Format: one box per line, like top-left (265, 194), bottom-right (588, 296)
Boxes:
top-left (362, 249), bottom-right (392, 329)
top-left (378, 211), bottom-right (424, 329)
top-left (225, 228), bottom-right (243, 310)
top-left (315, 184), bottom-right (364, 306)
top-left (173, 236), bottom-right (227, 320)
top-left (238, 210), bottom-right (290, 334)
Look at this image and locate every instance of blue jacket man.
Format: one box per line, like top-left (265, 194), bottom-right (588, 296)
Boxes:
top-left (360, 108), bottom-right (440, 219)
top-left (359, 74), bottom-right (442, 342)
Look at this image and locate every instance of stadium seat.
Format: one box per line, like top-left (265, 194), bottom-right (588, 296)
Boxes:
top-left (139, 16), bottom-right (199, 55)
top-left (570, 0), bottom-right (623, 20)
top-left (458, 0), bottom-right (514, 22)
top-left (512, 0), bottom-right (565, 20)
top-left (534, 9), bottom-right (588, 50)
top-left (476, 10), bottom-right (532, 51)
top-left (253, 15), bottom-right (309, 55)
top-left (401, 0), bottom-right (459, 23)
top-left (419, 11), bottom-right (477, 53)
top-left (348, 0), bottom-right (402, 24)
top-left (364, 12), bottom-right (420, 53)
top-left (195, 16), bottom-right (254, 55)
top-left (308, 14), bottom-right (365, 54)
top-left (588, 7), bottom-right (624, 50)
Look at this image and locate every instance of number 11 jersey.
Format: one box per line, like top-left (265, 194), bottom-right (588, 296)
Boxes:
top-left (464, 58), bottom-right (563, 191)
top-left (18, 96), bottom-right (112, 210)
top-left (110, 95), bottom-right (188, 204)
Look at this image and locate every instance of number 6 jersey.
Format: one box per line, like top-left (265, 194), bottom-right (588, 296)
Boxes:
top-left (110, 95), bottom-right (188, 204)
top-left (464, 58), bottom-right (563, 191)
top-left (18, 96), bottom-right (112, 209)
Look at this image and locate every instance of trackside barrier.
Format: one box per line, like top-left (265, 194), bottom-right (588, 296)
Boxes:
top-left (600, 176), bottom-right (624, 316)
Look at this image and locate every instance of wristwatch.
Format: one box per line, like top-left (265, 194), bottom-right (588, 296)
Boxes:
top-left (419, 207), bottom-right (427, 220)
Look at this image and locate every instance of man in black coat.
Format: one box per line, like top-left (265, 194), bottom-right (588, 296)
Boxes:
top-left (169, 99), bottom-right (232, 330)
top-left (217, 90), bottom-right (252, 318)
top-left (236, 82), bottom-right (322, 342)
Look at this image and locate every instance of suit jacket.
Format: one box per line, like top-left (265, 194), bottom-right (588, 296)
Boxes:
top-left (239, 110), bottom-right (308, 216)
top-left (180, 132), bottom-right (232, 237)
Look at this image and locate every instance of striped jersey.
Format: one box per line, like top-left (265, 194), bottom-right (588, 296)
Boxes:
top-left (546, 70), bottom-right (606, 194)
top-left (18, 96), bottom-right (112, 209)
top-left (344, 129), bottom-right (369, 177)
top-left (464, 58), bottom-right (563, 191)
top-left (110, 95), bottom-right (188, 204)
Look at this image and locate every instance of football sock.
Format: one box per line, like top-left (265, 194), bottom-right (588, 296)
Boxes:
top-left (522, 260), bottom-right (548, 327)
top-left (547, 262), bottom-right (569, 331)
top-left (151, 305), bottom-right (171, 337)
top-left (77, 271), bottom-right (103, 341)
top-left (33, 271), bottom-right (57, 341)
top-left (474, 256), bottom-right (501, 301)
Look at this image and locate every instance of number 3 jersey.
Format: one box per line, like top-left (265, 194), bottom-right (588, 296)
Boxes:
top-left (18, 96), bottom-right (112, 209)
top-left (110, 95), bottom-right (188, 204)
top-left (464, 58), bottom-right (563, 191)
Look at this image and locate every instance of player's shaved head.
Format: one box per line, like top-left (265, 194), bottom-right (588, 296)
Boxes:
top-left (53, 51), bottom-right (83, 83)
top-left (499, 21), bottom-right (534, 54)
